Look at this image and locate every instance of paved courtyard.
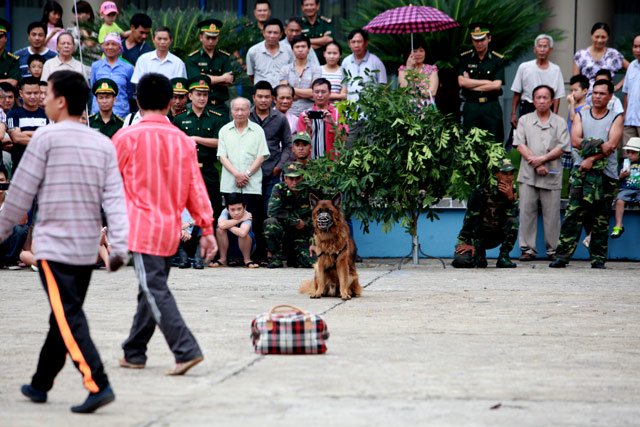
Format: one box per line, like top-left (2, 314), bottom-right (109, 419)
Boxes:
top-left (1, 259), bottom-right (639, 426)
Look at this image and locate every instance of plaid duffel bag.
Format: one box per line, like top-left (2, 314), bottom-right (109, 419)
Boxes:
top-left (251, 305), bottom-right (329, 354)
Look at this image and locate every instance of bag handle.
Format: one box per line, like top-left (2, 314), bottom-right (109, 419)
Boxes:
top-left (268, 304), bottom-right (307, 316)
top-left (266, 304), bottom-right (312, 330)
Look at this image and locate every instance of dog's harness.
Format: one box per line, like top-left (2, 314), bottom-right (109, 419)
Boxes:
top-left (316, 243), bottom-right (348, 272)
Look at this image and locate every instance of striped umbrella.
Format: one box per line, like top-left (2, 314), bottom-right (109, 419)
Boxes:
top-left (363, 5), bottom-right (460, 50)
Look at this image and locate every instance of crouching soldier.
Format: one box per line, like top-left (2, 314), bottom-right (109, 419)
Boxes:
top-left (452, 159), bottom-right (519, 268)
top-left (264, 161), bottom-right (315, 268)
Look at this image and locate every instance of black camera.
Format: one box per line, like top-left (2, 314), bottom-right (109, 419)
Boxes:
top-left (306, 110), bottom-right (324, 120)
top-left (0, 183), bottom-right (9, 190)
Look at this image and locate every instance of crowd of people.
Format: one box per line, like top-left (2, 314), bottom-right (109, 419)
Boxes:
top-left (452, 22), bottom-right (639, 270)
top-left (0, 3), bottom-right (638, 269)
top-left (0, 0), bottom-right (639, 415)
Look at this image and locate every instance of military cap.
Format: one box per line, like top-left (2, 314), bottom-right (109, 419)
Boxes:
top-left (92, 78), bottom-right (118, 96)
top-left (197, 19), bottom-right (223, 37)
top-left (187, 75), bottom-right (210, 92)
top-left (499, 158), bottom-right (515, 172)
top-left (171, 77), bottom-right (188, 95)
top-left (292, 131), bottom-right (311, 144)
top-left (469, 23), bottom-right (493, 40)
top-left (283, 161), bottom-right (305, 178)
top-left (0, 18), bottom-right (11, 35)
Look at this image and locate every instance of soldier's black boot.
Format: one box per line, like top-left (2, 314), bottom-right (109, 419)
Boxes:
top-left (475, 248), bottom-right (488, 268)
top-left (496, 253), bottom-right (516, 268)
top-left (549, 258), bottom-right (568, 268)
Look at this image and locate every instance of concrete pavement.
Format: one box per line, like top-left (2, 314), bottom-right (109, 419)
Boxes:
top-left (1, 259), bottom-right (639, 426)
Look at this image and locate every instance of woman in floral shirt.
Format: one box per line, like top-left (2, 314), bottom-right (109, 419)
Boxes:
top-left (398, 42), bottom-right (439, 109)
top-left (572, 22), bottom-right (629, 92)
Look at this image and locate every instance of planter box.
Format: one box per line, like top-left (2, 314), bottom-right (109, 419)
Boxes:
top-left (352, 198), bottom-right (640, 260)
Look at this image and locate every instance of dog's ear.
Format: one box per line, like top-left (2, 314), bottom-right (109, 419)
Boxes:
top-left (331, 192), bottom-right (342, 209)
top-left (309, 193), bottom-right (319, 208)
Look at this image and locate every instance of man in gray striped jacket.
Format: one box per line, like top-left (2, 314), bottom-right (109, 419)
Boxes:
top-left (0, 70), bottom-right (129, 414)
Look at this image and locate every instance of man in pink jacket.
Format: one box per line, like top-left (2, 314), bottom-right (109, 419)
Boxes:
top-left (113, 73), bottom-right (218, 376)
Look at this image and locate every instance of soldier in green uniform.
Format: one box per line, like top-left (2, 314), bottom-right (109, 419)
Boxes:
top-left (0, 19), bottom-right (21, 87)
top-left (300, 0), bottom-right (333, 65)
top-left (452, 159), bottom-right (518, 268)
top-left (172, 75), bottom-right (226, 218)
top-left (458, 23), bottom-right (505, 144)
top-left (167, 77), bottom-right (188, 121)
top-left (550, 79), bottom-right (624, 269)
top-left (186, 19), bottom-right (233, 116)
top-left (89, 78), bottom-right (123, 138)
top-left (264, 162), bottom-right (315, 269)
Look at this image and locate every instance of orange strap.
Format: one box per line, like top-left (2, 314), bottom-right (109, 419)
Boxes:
top-left (41, 260), bottom-right (100, 393)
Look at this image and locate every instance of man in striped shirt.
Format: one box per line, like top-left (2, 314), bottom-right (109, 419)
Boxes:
top-left (113, 73), bottom-right (218, 376)
top-left (0, 70), bottom-right (129, 413)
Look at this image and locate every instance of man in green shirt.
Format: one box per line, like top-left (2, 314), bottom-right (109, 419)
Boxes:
top-left (264, 161), bottom-right (315, 268)
top-left (458, 23), bottom-right (505, 144)
top-left (186, 19), bottom-right (233, 116)
top-left (172, 76), bottom-right (226, 218)
top-left (300, 0), bottom-right (333, 65)
top-left (89, 78), bottom-right (123, 138)
top-left (0, 19), bottom-right (21, 87)
top-left (167, 77), bottom-right (188, 121)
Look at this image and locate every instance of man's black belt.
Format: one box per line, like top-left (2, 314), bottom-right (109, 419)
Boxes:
top-left (465, 96), bottom-right (499, 104)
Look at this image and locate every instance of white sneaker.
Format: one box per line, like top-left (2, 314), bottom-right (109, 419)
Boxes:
top-left (31, 265), bottom-right (39, 272)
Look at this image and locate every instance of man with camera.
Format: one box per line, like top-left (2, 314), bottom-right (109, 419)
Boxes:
top-left (297, 77), bottom-right (341, 159)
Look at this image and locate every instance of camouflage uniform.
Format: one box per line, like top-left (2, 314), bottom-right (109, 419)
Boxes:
top-left (554, 139), bottom-right (615, 266)
top-left (264, 182), bottom-right (315, 267)
top-left (452, 185), bottom-right (519, 268)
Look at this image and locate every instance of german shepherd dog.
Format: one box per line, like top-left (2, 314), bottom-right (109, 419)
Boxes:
top-left (300, 193), bottom-right (361, 300)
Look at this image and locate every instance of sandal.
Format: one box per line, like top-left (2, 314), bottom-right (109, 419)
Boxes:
top-left (208, 260), bottom-right (226, 268)
top-left (244, 261), bottom-right (260, 269)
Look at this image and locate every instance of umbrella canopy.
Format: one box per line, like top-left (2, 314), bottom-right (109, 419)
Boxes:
top-left (364, 5), bottom-right (459, 36)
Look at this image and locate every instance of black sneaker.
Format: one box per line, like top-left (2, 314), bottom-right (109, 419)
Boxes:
top-left (591, 262), bottom-right (606, 269)
top-left (70, 385), bottom-right (115, 414)
top-left (549, 259), bottom-right (568, 268)
top-left (21, 384), bottom-right (47, 403)
top-left (496, 256), bottom-right (517, 268)
top-left (192, 260), bottom-right (204, 269)
top-left (267, 258), bottom-right (283, 269)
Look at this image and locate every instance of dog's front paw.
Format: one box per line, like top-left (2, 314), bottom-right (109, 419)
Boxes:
top-left (310, 293), bottom-right (322, 299)
top-left (340, 294), bottom-right (352, 300)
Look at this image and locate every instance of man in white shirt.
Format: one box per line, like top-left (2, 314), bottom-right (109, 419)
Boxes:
top-left (510, 34), bottom-right (565, 127)
top-left (342, 28), bottom-right (387, 102)
top-left (131, 27), bottom-right (186, 84)
top-left (246, 18), bottom-right (294, 87)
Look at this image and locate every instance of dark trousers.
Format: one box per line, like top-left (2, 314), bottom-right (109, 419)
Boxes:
top-left (32, 260), bottom-right (109, 393)
top-left (261, 173), bottom-right (281, 217)
top-left (462, 100), bottom-right (504, 143)
top-left (122, 253), bottom-right (202, 364)
top-left (201, 167), bottom-right (222, 226)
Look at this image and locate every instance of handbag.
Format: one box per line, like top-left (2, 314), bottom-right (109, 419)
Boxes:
top-left (251, 304), bottom-right (329, 355)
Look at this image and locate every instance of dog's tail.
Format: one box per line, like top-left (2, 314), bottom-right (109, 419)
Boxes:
top-left (299, 279), bottom-right (314, 295)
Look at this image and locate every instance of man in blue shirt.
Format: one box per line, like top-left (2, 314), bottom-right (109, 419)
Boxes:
top-left (121, 13), bottom-right (153, 66)
top-left (14, 22), bottom-right (56, 78)
top-left (6, 77), bottom-right (49, 173)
